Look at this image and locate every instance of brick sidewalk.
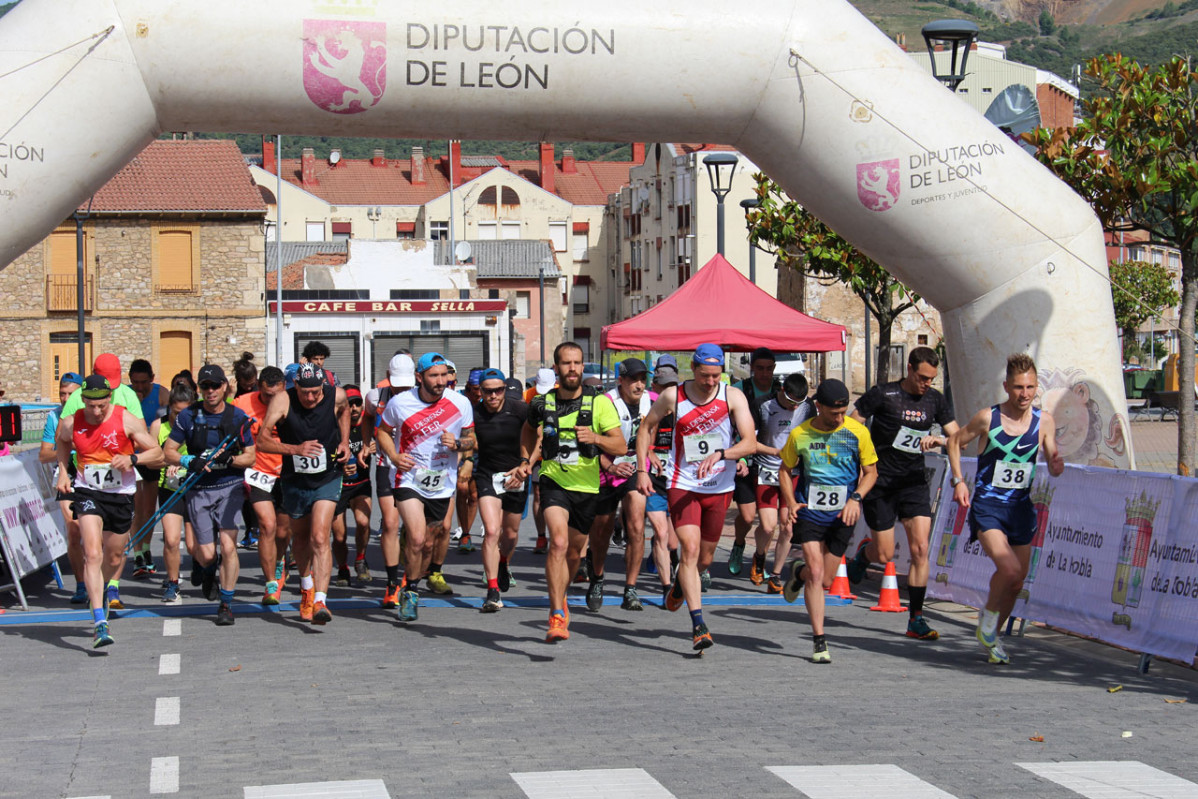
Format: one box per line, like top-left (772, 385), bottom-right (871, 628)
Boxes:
top-left (1130, 415), bottom-right (1192, 474)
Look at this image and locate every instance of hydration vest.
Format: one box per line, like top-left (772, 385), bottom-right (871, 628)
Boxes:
top-left (186, 402), bottom-right (243, 463)
top-left (541, 387), bottom-right (598, 461)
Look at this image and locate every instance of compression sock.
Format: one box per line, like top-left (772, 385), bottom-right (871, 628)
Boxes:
top-left (488, 578), bottom-right (499, 589)
top-left (689, 608), bottom-right (704, 628)
top-left (908, 585), bottom-right (927, 617)
top-left (219, 588), bottom-right (234, 604)
top-left (386, 564), bottom-right (401, 585)
top-left (92, 608), bottom-right (105, 624)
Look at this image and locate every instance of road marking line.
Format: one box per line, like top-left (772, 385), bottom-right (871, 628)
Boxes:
top-left (512, 768), bottom-right (675, 798)
top-left (159, 653), bottom-right (180, 675)
top-left (1018, 761), bottom-right (1198, 798)
top-left (154, 697), bottom-right (180, 726)
top-left (149, 756), bottom-right (179, 794)
top-left (768, 765), bottom-right (957, 799)
top-left (162, 618), bottom-right (181, 637)
top-left (64, 795), bottom-right (111, 798)
top-left (244, 779), bottom-right (389, 798)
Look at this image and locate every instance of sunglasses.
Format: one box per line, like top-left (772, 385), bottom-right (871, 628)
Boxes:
top-left (481, 386), bottom-right (506, 395)
top-left (348, 398), bottom-right (364, 406)
top-left (199, 382), bottom-right (223, 391)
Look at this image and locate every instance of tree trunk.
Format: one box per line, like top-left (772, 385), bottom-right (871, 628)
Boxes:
top-left (875, 309), bottom-right (894, 385)
top-left (1178, 250), bottom-right (1197, 476)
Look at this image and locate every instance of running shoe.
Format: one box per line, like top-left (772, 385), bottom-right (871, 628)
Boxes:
top-left (215, 601), bottom-right (235, 626)
top-left (573, 565), bottom-right (588, 584)
top-left (766, 576), bottom-right (784, 594)
top-left (239, 530), bottom-right (258, 550)
top-left (586, 577), bottom-right (605, 611)
top-left (975, 619), bottom-right (998, 649)
top-left (69, 583), bottom-right (88, 604)
top-left (299, 587), bottom-right (315, 622)
top-left (612, 519), bottom-right (625, 548)
top-left (749, 556), bottom-right (765, 586)
top-left (450, 526), bottom-right (464, 542)
top-left (133, 557), bottom-right (152, 579)
top-left (398, 589), bottom-right (419, 621)
top-left (201, 567), bottom-right (217, 601)
top-left (262, 581), bottom-right (280, 606)
top-left (812, 639), bottom-right (831, 663)
top-left (700, 569), bottom-right (712, 592)
top-left (621, 585), bottom-right (643, 611)
top-left (311, 600), bottom-right (332, 625)
top-left (143, 560), bottom-right (158, 577)
top-left (783, 558), bottom-right (806, 604)
top-left (545, 611), bottom-right (569, 642)
top-left (275, 559), bottom-right (286, 583)
top-left (334, 567), bottom-right (351, 587)
top-left (426, 571), bottom-right (453, 595)
top-left (846, 537), bottom-right (871, 585)
top-left (727, 541), bottom-right (744, 576)
top-left (988, 637), bottom-right (1010, 665)
top-left (93, 622), bottom-right (114, 649)
top-left (457, 534), bottom-right (476, 553)
top-left (498, 562), bottom-right (513, 592)
top-left (161, 581), bottom-right (181, 605)
top-left (355, 558), bottom-right (372, 585)
top-left (533, 536), bottom-right (548, 554)
top-left (382, 584), bottom-right (400, 608)
top-left (481, 587), bottom-right (503, 613)
top-left (665, 581), bottom-right (684, 612)
top-left (105, 585), bottom-right (124, 612)
top-left (692, 623), bottom-right (714, 651)
top-left (907, 615), bottom-right (940, 640)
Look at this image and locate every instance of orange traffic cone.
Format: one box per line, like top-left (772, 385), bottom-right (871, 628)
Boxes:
top-left (828, 556), bottom-right (858, 600)
top-left (869, 561), bottom-right (906, 612)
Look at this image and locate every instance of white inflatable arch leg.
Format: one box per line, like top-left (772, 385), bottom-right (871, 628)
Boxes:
top-left (0, 0), bottom-right (1131, 466)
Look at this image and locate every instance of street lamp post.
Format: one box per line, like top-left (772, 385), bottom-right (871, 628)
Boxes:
top-left (739, 197), bottom-right (759, 285)
top-left (73, 197), bottom-right (93, 375)
top-left (703, 152), bottom-right (739, 257)
top-left (921, 19), bottom-right (980, 92)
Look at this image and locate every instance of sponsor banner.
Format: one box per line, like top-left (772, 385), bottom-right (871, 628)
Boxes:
top-left (847, 453), bottom-right (950, 574)
top-left (929, 459), bottom-right (1198, 662)
top-left (268, 300), bottom-right (508, 314)
top-left (0, 451), bottom-right (66, 581)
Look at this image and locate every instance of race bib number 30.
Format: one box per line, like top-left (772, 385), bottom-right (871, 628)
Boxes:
top-left (683, 432), bottom-right (722, 463)
top-left (807, 483), bottom-right (847, 512)
top-left (892, 425), bottom-right (926, 455)
top-left (292, 450), bottom-right (327, 474)
top-left (992, 459), bottom-right (1033, 490)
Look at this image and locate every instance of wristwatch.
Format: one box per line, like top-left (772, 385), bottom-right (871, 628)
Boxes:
top-left (951, 476), bottom-right (965, 487)
top-left (130, 453), bottom-right (139, 467)
top-left (849, 491), bottom-right (862, 502)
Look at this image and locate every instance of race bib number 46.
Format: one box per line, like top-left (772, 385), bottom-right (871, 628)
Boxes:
top-left (807, 483), bottom-right (847, 512)
top-left (683, 432), bottom-right (722, 463)
top-left (245, 468), bottom-right (278, 491)
top-left (992, 459), bottom-right (1033, 490)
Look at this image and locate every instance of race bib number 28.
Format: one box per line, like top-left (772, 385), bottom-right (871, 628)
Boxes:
top-left (807, 483), bottom-right (847, 512)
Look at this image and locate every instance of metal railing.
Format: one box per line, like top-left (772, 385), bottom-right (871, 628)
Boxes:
top-left (45, 275), bottom-right (94, 312)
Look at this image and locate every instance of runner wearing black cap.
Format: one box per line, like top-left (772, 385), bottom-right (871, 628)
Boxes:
top-left (452, 368), bottom-right (485, 554)
top-left (257, 363), bottom-right (350, 625)
top-left (163, 364), bottom-right (256, 626)
top-left (779, 378), bottom-right (878, 663)
top-left (55, 375), bottom-right (164, 647)
top-left (332, 385), bottom-right (373, 587)
top-left (729, 346), bottom-right (781, 582)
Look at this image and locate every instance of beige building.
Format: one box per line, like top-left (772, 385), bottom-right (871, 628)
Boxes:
top-left (0, 140), bottom-right (267, 402)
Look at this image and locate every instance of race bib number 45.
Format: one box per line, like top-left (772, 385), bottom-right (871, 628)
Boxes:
top-left (413, 468), bottom-right (447, 495)
top-left (807, 483), bottom-right (847, 512)
top-left (992, 459), bottom-right (1033, 490)
top-left (683, 432), bottom-right (722, 463)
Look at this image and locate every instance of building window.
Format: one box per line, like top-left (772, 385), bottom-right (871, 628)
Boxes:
top-left (46, 228), bottom-right (94, 312)
top-left (282, 289), bottom-right (370, 300)
top-left (515, 291), bottom-right (530, 318)
top-left (429, 221), bottom-right (449, 240)
top-left (153, 226), bottom-right (200, 294)
top-left (501, 221), bottom-right (521, 240)
top-left (305, 221), bottom-right (325, 241)
top-left (918, 334), bottom-right (929, 346)
top-left (488, 289), bottom-right (500, 299)
top-left (549, 221), bottom-right (568, 252)
top-left (159, 331), bottom-right (193, 381)
top-left (390, 289), bottom-right (440, 300)
top-left (331, 222), bottom-right (352, 242)
top-left (573, 231), bottom-right (588, 261)
top-left (396, 221), bottom-right (416, 240)
top-left (478, 221), bottom-right (498, 240)
top-left (574, 327), bottom-right (591, 360)
top-left (293, 332), bottom-right (361, 385)
top-left (573, 282), bottom-right (590, 316)
top-left (420, 319), bottom-right (441, 333)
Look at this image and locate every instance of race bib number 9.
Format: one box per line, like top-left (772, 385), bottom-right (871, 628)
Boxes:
top-left (992, 459), bottom-right (1033, 490)
top-left (807, 483), bottom-right (847, 512)
top-left (83, 464), bottom-right (121, 492)
top-left (893, 425), bottom-right (926, 455)
top-left (292, 450), bottom-right (327, 474)
top-left (414, 468), bottom-right (447, 495)
top-left (245, 468), bottom-right (278, 491)
top-left (683, 432), bottom-right (722, 463)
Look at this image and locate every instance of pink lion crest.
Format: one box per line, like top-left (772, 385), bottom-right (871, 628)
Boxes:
top-left (302, 20), bottom-right (387, 115)
top-left (856, 159), bottom-right (901, 212)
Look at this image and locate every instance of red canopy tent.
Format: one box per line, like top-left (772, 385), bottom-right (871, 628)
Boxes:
top-left (601, 254), bottom-right (847, 352)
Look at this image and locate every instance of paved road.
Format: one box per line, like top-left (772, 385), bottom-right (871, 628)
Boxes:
top-left (4, 521), bottom-right (1198, 799)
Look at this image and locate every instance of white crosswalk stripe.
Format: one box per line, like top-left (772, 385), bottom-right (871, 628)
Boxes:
top-left (1018, 761), bottom-right (1198, 798)
top-left (512, 768), bottom-right (676, 798)
top-left (244, 779), bottom-right (390, 798)
top-left (767, 765), bottom-right (958, 798)
top-left (149, 756), bottom-right (179, 794)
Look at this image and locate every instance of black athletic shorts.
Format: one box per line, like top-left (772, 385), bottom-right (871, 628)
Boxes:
top-left (375, 463), bottom-right (394, 496)
top-left (968, 495), bottom-right (1037, 546)
top-left (393, 487), bottom-right (450, 524)
top-left (245, 479), bottom-right (283, 509)
top-left (596, 479), bottom-right (635, 517)
top-left (71, 488), bottom-right (134, 535)
top-left (793, 516), bottom-right (854, 557)
top-left (863, 478), bottom-right (932, 531)
top-left (476, 467), bottom-right (528, 515)
top-left (734, 463), bottom-right (758, 505)
top-left (539, 478), bottom-right (598, 535)
top-left (157, 487), bottom-right (190, 521)
top-left (336, 479), bottom-right (373, 515)
top-left (135, 464), bottom-right (161, 484)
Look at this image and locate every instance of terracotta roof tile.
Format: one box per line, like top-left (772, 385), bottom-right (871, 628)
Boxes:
top-left (88, 140), bottom-right (267, 214)
top-left (265, 251), bottom-right (349, 290)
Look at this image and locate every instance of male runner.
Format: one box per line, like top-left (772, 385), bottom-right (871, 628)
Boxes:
top-left (362, 352), bottom-right (414, 607)
top-left (527, 366), bottom-right (556, 554)
top-left (232, 367), bottom-right (291, 605)
top-left (157, 384), bottom-right (196, 604)
top-left (729, 347), bottom-right (780, 581)
top-left (516, 342), bottom-right (624, 641)
top-left (644, 360), bottom-right (680, 599)
top-left (55, 375), bottom-right (163, 648)
top-left (257, 363), bottom-right (350, 625)
top-left (302, 340), bottom-right (338, 386)
top-left (587, 357), bottom-right (654, 612)
top-left (129, 358), bottom-right (170, 576)
top-left (472, 368), bottom-right (533, 613)
top-left (332, 385), bottom-right (373, 587)
top-left (847, 346), bottom-right (959, 639)
top-left (164, 364), bottom-right (256, 626)
top-left (753, 373), bottom-right (815, 593)
top-left (452, 369), bottom-right (484, 553)
top-left (377, 353), bottom-right (475, 622)
top-left (779, 378), bottom-right (878, 663)
top-left (636, 344), bottom-right (757, 651)
top-left (39, 372), bottom-right (84, 603)
top-left (947, 353), bottom-right (1063, 664)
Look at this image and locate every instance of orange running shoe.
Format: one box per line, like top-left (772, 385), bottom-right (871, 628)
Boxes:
top-left (749, 557), bottom-right (765, 586)
top-left (546, 612), bottom-right (569, 642)
top-left (766, 576), bottom-right (784, 594)
top-left (381, 584), bottom-right (400, 608)
top-left (311, 600), bottom-right (332, 625)
top-left (692, 623), bottom-right (714, 650)
top-left (268, 580), bottom-right (284, 604)
top-left (300, 587), bottom-right (315, 622)
top-left (665, 582), bottom-right (684, 612)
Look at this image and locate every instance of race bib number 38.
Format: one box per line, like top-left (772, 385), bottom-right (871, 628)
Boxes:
top-left (992, 459), bottom-right (1033, 490)
top-left (807, 483), bottom-right (847, 512)
top-left (683, 432), bottom-right (722, 463)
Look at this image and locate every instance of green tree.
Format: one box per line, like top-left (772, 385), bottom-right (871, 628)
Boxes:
top-left (1027, 55), bottom-right (1198, 474)
top-left (1038, 8), bottom-right (1056, 36)
top-left (746, 174), bottom-right (916, 385)
top-left (1108, 260), bottom-right (1179, 344)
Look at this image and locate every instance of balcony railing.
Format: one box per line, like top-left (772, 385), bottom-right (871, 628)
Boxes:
top-left (46, 275), bottom-right (94, 312)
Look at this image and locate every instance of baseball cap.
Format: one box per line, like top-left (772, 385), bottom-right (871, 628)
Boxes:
top-left (504, 377), bottom-right (523, 395)
top-left (813, 378), bottom-right (850, 407)
top-left (344, 385), bottom-right (363, 401)
top-left (415, 352), bottom-right (447, 373)
top-left (61, 372), bottom-right (83, 386)
top-left (479, 368), bottom-right (505, 383)
top-left (197, 364), bottom-right (227, 385)
top-left (467, 368), bottom-right (485, 386)
top-left (80, 374), bottom-right (112, 399)
top-left (534, 367), bottom-right (555, 394)
top-left (692, 343), bottom-right (724, 366)
top-left (443, 359), bottom-right (456, 373)
top-left (93, 353), bottom-right (121, 384)
top-left (294, 363), bottom-right (325, 388)
top-left (387, 354), bottom-right (416, 387)
top-left (619, 358), bottom-right (648, 378)
top-left (654, 354), bottom-right (678, 370)
top-left (652, 365), bottom-right (679, 387)
top-left (284, 363), bottom-right (300, 389)
top-left (582, 376), bottom-right (602, 388)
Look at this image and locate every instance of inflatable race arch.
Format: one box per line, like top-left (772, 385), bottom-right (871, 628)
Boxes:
top-left (0, 0), bottom-right (1133, 467)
